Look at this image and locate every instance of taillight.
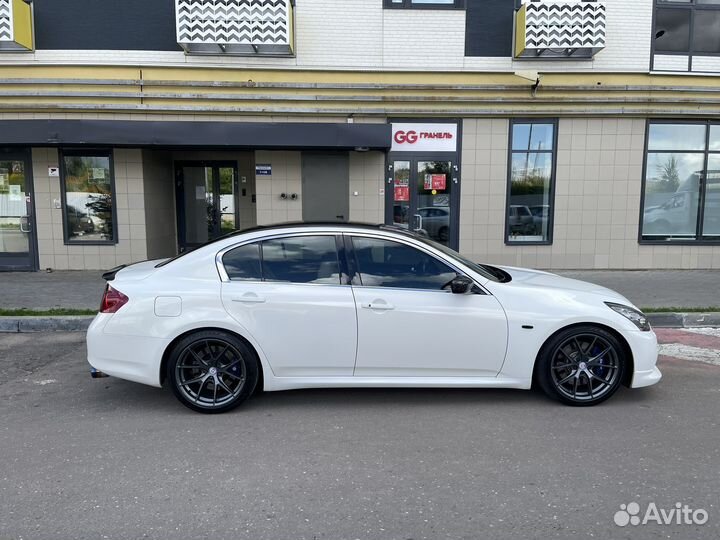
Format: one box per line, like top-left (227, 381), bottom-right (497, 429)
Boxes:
top-left (100, 284), bottom-right (129, 313)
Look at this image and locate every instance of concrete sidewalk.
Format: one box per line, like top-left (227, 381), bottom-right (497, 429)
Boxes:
top-left (0, 269), bottom-right (719, 311)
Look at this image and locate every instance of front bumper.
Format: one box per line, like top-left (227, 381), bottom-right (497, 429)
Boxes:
top-left (626, 328), bottom-right (662, 389)
top-left (631, 366), bottom-right (663, 388)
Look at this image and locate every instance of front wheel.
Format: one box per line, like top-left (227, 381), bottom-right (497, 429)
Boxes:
top-left (167, 330), bottom-right (259, 414)
top-left (536, 326), bottom-right (626, 406)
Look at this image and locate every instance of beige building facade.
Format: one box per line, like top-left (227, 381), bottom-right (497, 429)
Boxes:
top-left (2, 1), bottom-right (720, 272)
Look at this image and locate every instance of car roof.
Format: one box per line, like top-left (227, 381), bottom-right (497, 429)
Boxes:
top-left (216, 221), bottom-right (421, 242)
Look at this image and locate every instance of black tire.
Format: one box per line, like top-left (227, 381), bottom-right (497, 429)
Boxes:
top-left (167, 330), bottom-right (259, 414)
top-left (536, 325), bottom-right (626, 406)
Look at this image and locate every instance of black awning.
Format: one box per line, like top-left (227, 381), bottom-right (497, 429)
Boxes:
top-left (0, 120), bottom-right (391, 150)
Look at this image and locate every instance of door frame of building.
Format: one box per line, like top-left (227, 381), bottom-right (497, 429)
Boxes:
top-left (0, 147), bottom-right (38, 271)
top-left (174, 160), bottom-right (239, 252)
top-left (385, 119), bottom-right (462, 251)
top-left (385, 152), bottom-right (462, 250)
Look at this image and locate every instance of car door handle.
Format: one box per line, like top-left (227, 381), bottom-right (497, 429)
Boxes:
top-left (363, 302), bottom-right (394, 311)
top-left (232, 294), bottom-right (266, 304)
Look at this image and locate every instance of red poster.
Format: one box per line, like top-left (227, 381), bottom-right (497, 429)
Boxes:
top-left (394, 186), bottom-right (410, 202)
top-left (431, 174), bottom-right (446, 190)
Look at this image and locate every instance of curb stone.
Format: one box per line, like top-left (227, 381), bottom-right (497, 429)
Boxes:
top-left (0, 314), bottom-right (718, 333)
top-left (0, 316), bottom-right (94, 333)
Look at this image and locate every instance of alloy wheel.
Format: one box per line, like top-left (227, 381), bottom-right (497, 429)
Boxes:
top-left (174, 339), bottom-right (247, 409)
top-left (549, 333), bottom-right (621, 402)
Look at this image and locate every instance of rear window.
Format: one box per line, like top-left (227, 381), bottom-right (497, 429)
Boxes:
top-left (222, 235), bottom-right (341, 285)
top-left (261, 236), bottom-right (340, 284)
top-left (222, 243), bottom-right (262, 281)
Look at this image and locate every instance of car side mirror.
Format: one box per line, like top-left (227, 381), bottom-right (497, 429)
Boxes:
top-left (449, 275), bottom-right (474, 294)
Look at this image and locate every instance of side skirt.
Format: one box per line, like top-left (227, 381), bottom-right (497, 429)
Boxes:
top-left (263, 376), bottom-right (532, 392)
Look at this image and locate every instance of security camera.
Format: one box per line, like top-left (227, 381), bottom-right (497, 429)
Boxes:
top-left (280, 193), bottom-right (287, 200)
top-left (290, 193), bottom-right (298, 201)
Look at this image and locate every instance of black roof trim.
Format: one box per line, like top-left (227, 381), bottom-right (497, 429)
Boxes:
top-left (0, 120), bottom-right (391, 150)
top-left (234, 221), bottom-right (416, 237)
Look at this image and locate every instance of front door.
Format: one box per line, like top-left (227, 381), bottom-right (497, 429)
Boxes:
top-left (0, 150), bottom-right (36, 271)
top-left (388, 158), bottom-right (458, 248)
top-left (348, 234), bottom-right (508, 378)
top-left (176, 161), bottom-right (238, 251)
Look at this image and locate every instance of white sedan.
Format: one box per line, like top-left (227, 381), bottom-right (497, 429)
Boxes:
top-left (87, 223), bottom-right (661, 413)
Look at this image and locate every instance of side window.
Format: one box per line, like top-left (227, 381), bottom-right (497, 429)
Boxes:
top-left (351, 237), bottom-right (457, 290)
top-left (222, 243), bottom-right (262, 281)
top-left (261, 236), bottom-right (341, 284)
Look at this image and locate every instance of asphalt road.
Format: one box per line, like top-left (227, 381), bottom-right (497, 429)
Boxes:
top-left (1, 332), bottom-right (718, 540)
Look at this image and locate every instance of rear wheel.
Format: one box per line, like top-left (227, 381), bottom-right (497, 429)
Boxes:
top-left (167, 330), bottom-right (258, 414)
top-left (536, 326), bottom-right (626, 406)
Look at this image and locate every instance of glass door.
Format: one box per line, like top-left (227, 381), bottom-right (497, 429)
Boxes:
top-left (0, 151), bottom-right (36, 270)
top-left (389, 158), bottom-right (456, 248)
top-left (176, 162), bottom-right (238, 251)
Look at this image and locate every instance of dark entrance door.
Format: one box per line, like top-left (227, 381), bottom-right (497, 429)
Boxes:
top-left (386, 156), bottom-right (459, 249)
top-left (301, 152), bottom-right (350, 222)
top-left (0, 149), bottom-right (37, 271)
top-left (175, 161), bottom-right (239, 251)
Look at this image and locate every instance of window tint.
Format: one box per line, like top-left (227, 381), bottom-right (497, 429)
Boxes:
top-left (261, 236), bottom-right (340, 284)
top-left (223, 243), bottom-right (262, 281)
top-left (693, 10), bottom-right (720, 53)
top-left (352, 237), bottom-right (457, 290)
top-left (654, 8), bottom-right (691, 52)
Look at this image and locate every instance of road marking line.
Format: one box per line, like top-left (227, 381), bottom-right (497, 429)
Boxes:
top-left (658, 344), bottom-right (720, 366)
top-left (682, 327), bottom-right (720, 338)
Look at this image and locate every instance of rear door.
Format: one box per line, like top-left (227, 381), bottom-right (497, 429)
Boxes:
top-left (220, 233), bottom-right (357, 377)
top-left (348, 234), bottom-right (508, 378)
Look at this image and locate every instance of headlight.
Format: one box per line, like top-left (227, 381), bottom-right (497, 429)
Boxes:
top-left (605, 302), bottom-right (651, 331)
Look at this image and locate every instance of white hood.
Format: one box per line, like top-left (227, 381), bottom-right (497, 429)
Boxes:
top-left (497, 265), bottom-right (633, 306)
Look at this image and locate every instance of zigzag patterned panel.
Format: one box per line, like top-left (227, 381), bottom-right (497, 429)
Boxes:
top-left (0, 0), bottom-right (14, 43)
top-left (175, 0), bottom-right (291, 53)
top-left (524, 1), bottom-right (606, 54)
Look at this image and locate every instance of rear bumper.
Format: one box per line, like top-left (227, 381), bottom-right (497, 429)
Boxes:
top-left (86, 314), bottom-right (168, 388)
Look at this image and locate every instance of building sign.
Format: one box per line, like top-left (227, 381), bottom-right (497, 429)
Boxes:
top-left (394, 186), bottom-right (410, 202)
top-left (394, 174), bottom-right (410, 202)
top-left (424, 174), bottom-right (446, 191)
top-left (256, 164), bottom-right (272, 176)
top-left (391, 123), bottom-right (458, 153)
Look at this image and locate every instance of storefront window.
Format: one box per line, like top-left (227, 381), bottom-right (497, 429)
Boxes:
top-left (61, 150), bottom-right (116, 244)
top-left (641, 122), bottom-right (720, 242)
top-left (506, 121), bottom-right (556, 244)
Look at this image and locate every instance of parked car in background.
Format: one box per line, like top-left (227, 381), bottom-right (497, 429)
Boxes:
top-left (529, 205), bottom-right (550, 235)
top-left (66, 205), bottom-right (95, 236)
top-left (417, 206), bottom-right (450, 242)
top-left (508, 205), bottom-right (534, 235)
